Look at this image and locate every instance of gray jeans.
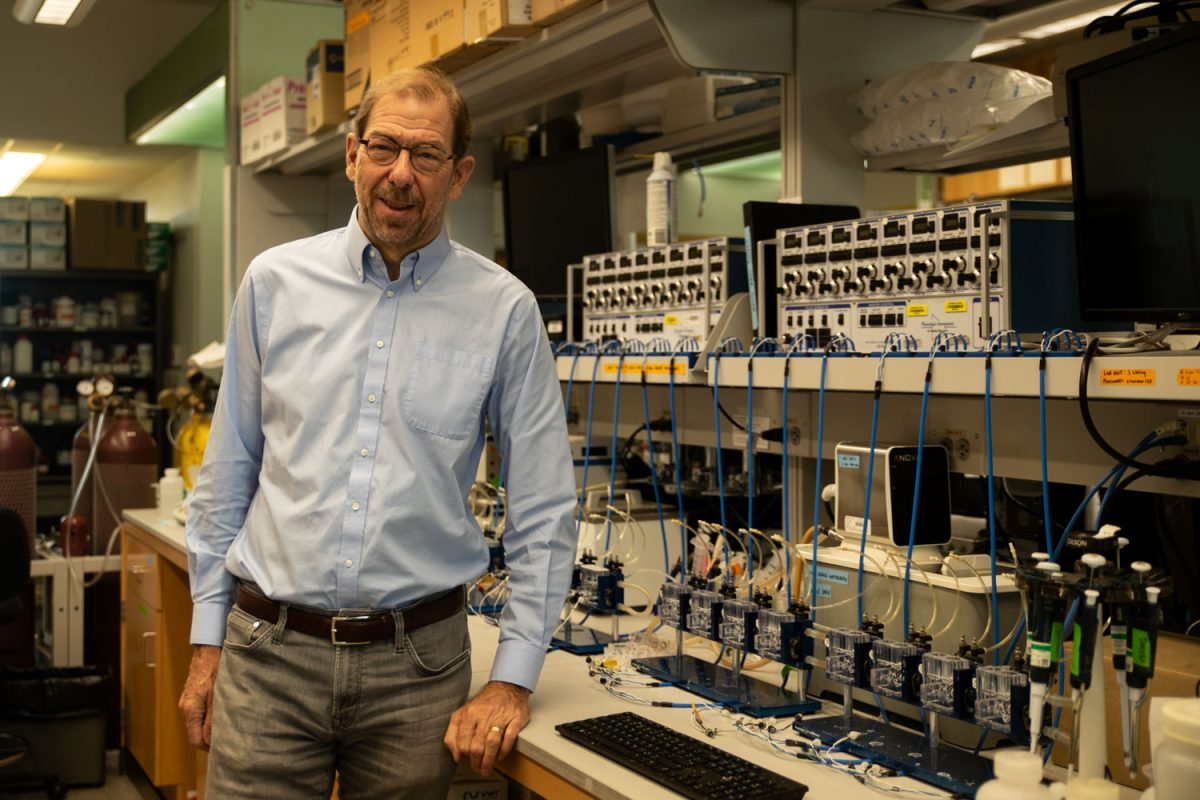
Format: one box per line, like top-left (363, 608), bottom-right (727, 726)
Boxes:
top-left (207, 601), bottom-right (472, 799)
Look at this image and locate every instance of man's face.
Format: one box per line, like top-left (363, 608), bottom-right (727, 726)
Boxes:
top-left (345, 92), bottom-right (475, 263)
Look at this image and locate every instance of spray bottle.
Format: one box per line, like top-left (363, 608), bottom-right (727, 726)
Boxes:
top-left (646, 152), bottom-right (677, 247)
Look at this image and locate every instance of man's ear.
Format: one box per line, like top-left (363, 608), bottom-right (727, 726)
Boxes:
top-left (345, 134), bottom-right (359, 183)
top-left (447, 155), bottom-right (476, 201)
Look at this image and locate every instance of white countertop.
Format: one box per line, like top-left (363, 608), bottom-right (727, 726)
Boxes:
top-left (123, 507), bottom-right (187, 554)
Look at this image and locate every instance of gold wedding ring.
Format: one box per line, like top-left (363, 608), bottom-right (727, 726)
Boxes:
top-left (489, 725), bottom-right (503, 734)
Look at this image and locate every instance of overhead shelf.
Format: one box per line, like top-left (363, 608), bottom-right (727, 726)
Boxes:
top-left (863, 96), bottom-right (1068, 175)
top-left (612, 105), bottom-right (779, 173)
top-left (252, 0), bottom-right (678, 177)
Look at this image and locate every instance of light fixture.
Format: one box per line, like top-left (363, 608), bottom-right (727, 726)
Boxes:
top-left (973, 1), bottom-right (1129, 59)
top-left (12, 0), bottom-right (98, 26)
top-left (0, 152), bottom-right (46, 196)
top-left (134, 76), bottom-right (226, 148)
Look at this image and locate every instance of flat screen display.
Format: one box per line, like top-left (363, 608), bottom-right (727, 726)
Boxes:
top-left (1067, 24), bottom-right (1200, 322)
top-left (502, 145), bottom-right (616, 298)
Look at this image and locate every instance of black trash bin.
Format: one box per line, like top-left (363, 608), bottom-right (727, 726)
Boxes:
top-left (0, 665), bottom-right (110, 789)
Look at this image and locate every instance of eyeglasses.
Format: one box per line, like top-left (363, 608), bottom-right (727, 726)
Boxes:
top-left (358, 137), bottom-right (453, 174)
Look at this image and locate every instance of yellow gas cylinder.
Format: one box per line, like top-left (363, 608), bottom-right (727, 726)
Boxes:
top-left (174, 412), bottom-right (211, 490)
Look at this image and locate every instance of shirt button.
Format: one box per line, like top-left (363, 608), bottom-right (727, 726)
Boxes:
top-left (368, 248), bottom-right (376, 258)
top-left (351, 502), bottom-right (360, 511)
top-left (387, 290), bottom-right (395, 298)
top-left (360, 448), bottom-right (368, 457)
top-left (344, 559), bottom-right (353, 568)
top-left (415, 278), bottom-right (422, 287)
top-left (376, 339), bottom-right (385, 348)
top-left (367, 394), bottom-right (376, 403)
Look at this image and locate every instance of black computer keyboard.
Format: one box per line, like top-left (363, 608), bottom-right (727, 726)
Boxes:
top-left (556, 711), bottom-right (808, 800)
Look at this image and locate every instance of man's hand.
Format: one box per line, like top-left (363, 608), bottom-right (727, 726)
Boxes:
top-left (179, 645), bottom-right (222, 751)
top-left (444, 680), bottom-right (531, 776)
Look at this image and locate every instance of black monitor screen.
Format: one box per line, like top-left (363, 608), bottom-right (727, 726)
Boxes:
top-left (502, 145), bottom-right (615, 298)
top-left (1067, 25), bottom-right (1200, 322)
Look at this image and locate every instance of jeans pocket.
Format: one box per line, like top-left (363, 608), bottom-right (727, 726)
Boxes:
top-left (403, 612), bottom-right (471, 676)
top-left (222, 605), bottom-right (274, 653)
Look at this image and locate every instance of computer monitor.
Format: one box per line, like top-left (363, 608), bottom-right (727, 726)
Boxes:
top-left (1066, 24), bottom-right (1200, 323)
top-left (502, 145), bottom-right (616, 299)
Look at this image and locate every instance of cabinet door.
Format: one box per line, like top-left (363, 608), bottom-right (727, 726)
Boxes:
top-left (124, 596), bottom-right (161, 782)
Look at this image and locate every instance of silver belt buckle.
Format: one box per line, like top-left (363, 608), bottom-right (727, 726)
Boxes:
top-left (330, 614), bottom-right (373, 646)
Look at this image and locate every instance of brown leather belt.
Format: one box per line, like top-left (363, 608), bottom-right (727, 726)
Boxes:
top-left (234, 583), bottom-right (464, 646)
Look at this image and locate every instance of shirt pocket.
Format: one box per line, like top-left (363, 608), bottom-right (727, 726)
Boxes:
top-left (403, 341), bottom-right (495, 439)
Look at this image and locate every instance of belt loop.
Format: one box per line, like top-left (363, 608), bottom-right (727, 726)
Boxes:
top-left (391, 607), bottom-right (406, 651)
top-left (271, 603), bottom-right (289, 644)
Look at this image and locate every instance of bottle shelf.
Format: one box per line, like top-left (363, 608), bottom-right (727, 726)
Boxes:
top-left (1, 326), bottom-right (156, 335)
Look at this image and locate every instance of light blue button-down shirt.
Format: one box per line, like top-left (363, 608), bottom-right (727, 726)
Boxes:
top-left (186, 210), bottom-right (578, 690)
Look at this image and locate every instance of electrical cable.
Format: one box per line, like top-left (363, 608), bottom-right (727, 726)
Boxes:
top-left (603, 347), bottom-right (627, 552)
top-left (811, 335), bottom-right (852, 615)
top-left (639, 344), bottom-right (672, 578)
top-left (902, 337), bottom-right (945, 635)
top-left (858, 336), bottom-right (899, 626)
top-left (711, 342), bottom-right (742, 576)
top-left (576, 341), bottom-right (613, 533)
top-left (667, 340), bottom-right (693, 588)
top-left (1079, 338), bottom-right (1194, 478)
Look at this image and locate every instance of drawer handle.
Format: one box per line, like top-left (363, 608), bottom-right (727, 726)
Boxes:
top-left (141, 631), bottom-right (157, 668)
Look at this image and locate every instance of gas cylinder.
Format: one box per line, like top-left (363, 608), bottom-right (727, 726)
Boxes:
top-left (70, 423), bottom-right (94, 549)
top-left (0, 404), bottom-right (37, 553)
top-left (91, 403), bottom-right (157, 555)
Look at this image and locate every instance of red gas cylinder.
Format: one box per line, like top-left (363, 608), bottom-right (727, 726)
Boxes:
top-left (90, 406), bottom-right (157, 555)
top-left (0, 405), bottom-right (37, 553)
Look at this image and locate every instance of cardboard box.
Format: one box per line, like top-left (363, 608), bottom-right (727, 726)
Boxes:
top-left (345, 0), bottom-right (387, 112)
top-left (28, 221), bottom-right (66, 247)
top-left (0, 245), bottom-right (28, 269)
top-left (67, 198), bottom-right (147, 271)
top-left (372, 0), bottom-right (418, 81)
top-left (239, 89), bottom-right (262, 164)
top-left (0, 220), bottom-right (26, 245)
top-left (257, 77), bottom-right (307, 160)
top-left (29, 246), bottom-right (66, 272)
top-left (0, 197), bottom-right (29, 221)
top-left (531, 0), bottom-right (600, 26)
top-left (466, 0), bottom-right (538, 42)
top-left (28, 197), bottom-right (64, 222)
top-left (446, 777), bottom-right (507, 800)
top-left (417, 0), bottom-right (507, 73)
top-left (307, 40), bottom-right (346, 135)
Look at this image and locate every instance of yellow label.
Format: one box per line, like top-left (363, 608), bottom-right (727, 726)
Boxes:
top-left (664, 315), bottom-right (679, 325)
top-left (943, 300), bottom-right (968, 313)
top-left (346, 10), bottom-right (371, 34)
top-left (907, 304), bottom-right (928, 317)
top-left (603, 363), bottom-right (686, 376)
top-left (1178, 368), bottom-right (1200, 386)
top-left (1101, 368), bottom-right (1156, 387)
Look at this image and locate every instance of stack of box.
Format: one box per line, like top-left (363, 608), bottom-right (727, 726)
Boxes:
top-left (239, 77), bottom-right (307, 165)
top-left (0, 197), bottom-right (68, 271)
top-left (145, 223), bottom-right (170, 272)
top-left (531, 0), bottom-right (599, 25)
top-left (345, 1), bottom-right (541, 114)
top-left (67, 198), bottom-right (147, 271)
top-left (307, 40), bottom-right (346, 136)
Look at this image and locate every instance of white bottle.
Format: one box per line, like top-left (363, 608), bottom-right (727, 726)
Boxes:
top-left (1153, 698), bottom-right (1200, 800)
top-left (646, 151), bottom-right (677, 247)
top-left (158, 467), bottom-right (184, 520)
top-left (976, 750), bottom-right (1054, 800)
top-left (13, 335), bottom-right (33, 374)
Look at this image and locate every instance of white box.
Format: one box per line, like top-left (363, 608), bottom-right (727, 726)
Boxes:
top-left (0, 220), bottom-right (26, 245)
top-left (30, 246), bottom-right (66, 271)
top-left (28, 221), bottom-right (66, 247)
top-left (0, 197), bottom-right (29, 221)
top-left (28, 196), bottom-right (65, 221)
top-left (240, 89), bottom-right (263, 165)
top-left (0, 245), bottom-right (28, 269)
top-left (257, 77), bottom-right (307, 161)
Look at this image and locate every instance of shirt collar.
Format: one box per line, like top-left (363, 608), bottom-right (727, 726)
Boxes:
top-left (345, 207), bottom-right (450, 292)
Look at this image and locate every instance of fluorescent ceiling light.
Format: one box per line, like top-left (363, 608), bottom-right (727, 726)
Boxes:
top-left (11, 0), bottom-right (98, 26)
top-left (0, 151), bottom-right (47, 196)
top-left (971, 38), bottom-right (1027, 59)
top-left (1020, 2), bottom-right (1126, 39)
top-left (135, 76), bottom-right (226, 148)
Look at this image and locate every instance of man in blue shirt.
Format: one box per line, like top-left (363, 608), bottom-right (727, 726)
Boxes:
top-left (179, 66), bottom-right (578, 798)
